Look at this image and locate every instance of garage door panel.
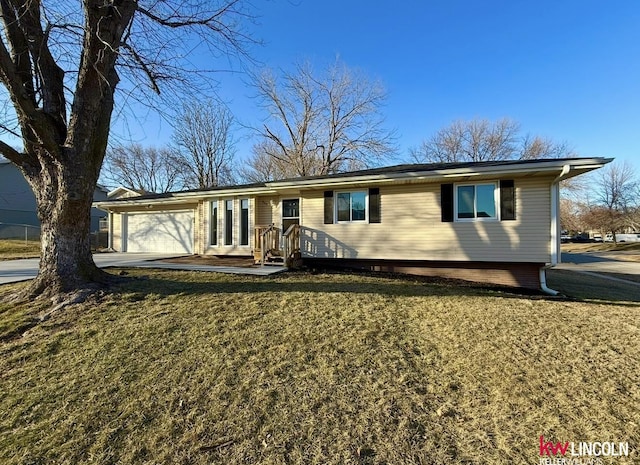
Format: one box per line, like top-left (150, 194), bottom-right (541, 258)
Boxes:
top-left (125, 211), bottom-right (194, 253)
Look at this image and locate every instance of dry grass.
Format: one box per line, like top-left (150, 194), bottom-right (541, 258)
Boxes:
top-left (547, 269), bottom-right (640, 301)
top-left (562, 242), bottom-right (640, 254)
top-left (0, 239), bottom-right (40, 260)
top-left (1, 270), bottom-right (638, 464)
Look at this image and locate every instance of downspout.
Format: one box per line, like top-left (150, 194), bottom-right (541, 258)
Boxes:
top-left (541, 164), bottom-right (571, 296)
top-left (539, 267), bottom-right (560, 296)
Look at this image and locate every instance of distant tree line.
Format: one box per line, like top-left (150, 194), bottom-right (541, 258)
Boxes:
top-left (102, 59), bottom-right (397, 191)
top-left (103, 100), bottom-right (237, 192)
top-left (409, 118), bottom-right (576, 163)
top-left (561, 161), bottom-right (639, 242)
top-left (102, 64), bottom-right (639, 244)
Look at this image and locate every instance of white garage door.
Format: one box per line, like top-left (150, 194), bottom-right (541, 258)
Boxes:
top-left (125, 211), bottom-right (194, 253)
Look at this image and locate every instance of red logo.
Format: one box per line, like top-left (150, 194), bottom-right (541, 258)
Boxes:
top-left (539, 435), bottom-right (569, 456)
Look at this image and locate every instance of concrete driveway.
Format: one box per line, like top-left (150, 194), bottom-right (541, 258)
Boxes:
top-left (0, 253), bottom-right (188, 285)
top-left (555, 252), bottom-right (640, 285)
top-left (0, 252), bottom-right (284, 285)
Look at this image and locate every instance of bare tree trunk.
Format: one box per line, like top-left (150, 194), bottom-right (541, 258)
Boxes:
top-left (17, 154), bottom-right (110, 300)
top-left (0, 0), bottom-right (252, 304)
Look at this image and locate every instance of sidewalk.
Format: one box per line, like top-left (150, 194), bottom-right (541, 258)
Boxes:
top-left (0, 253), bottom-right (285, 285)
top-left (555, 252), bottom-right (640, 287)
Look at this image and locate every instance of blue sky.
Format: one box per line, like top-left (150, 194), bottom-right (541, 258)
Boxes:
top-left (128, 0), bottom-right (640, 166)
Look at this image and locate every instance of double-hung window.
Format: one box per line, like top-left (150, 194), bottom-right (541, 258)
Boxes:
top-left (336, 191), bottom-right (367, 222)
top-left (210, 201), bottom-right (218, 246)
top-left (456, 183), bottom-right (498, 220)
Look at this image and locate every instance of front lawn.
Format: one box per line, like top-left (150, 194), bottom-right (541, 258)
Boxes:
top-left (1, 270), bottom-right (638, 464)
top-left (0, 239), bottom-right (40, 260)
top-left (562, 241), bottom-right (640, 254)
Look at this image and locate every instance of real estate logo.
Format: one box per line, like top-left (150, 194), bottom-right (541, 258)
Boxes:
top-left (537, 435), bottom-right (631, 465)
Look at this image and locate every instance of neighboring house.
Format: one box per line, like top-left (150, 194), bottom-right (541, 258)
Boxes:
top-left (95, 157), bottom-right (611, 289)
top-left (0, 158), bottom-right (108, 232)
top-left (107, 186), bottom-right (147, 200)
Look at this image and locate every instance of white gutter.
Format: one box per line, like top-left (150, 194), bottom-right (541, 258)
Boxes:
top-left (542, 164), bottom-right (572, 295)
top-left (93, 167), bottom-right (508, 208)
top-left (93, 186), bottom-right (278, 210)
top-left (550, 164), bottom-right (571, 266)
top-left (268, 159), bottom-right (598, 189)
top-left (539, 267), bottom-right (560, 296)
top-left (94, 158), bottom-right (612, 210)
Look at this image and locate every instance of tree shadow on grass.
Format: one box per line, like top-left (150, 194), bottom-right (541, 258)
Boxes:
top-left (546, 269), bottom-right (640, 304)
top-left (106, 268), bottom-right (622, 304)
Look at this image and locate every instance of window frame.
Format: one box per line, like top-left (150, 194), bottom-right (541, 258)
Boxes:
top-left (240, 198), bottom-right (249, 246)
top-left (224, 199), bottom-right (233, 245)
top-left (210, 200), bottom-right (218, 246)
top-left (335, 190), bottom-right (368, 223)
top-left (454, 182), bottom-right (499, 222)
top-left (282, 198), bottom-right (300, 232)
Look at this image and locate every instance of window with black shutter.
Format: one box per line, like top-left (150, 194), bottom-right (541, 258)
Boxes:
top-left (369, 187), bottom-right (381, 223)
top-left (441, 184), bottom-right (454, 222)
top-left (324, 191), bottom-right (334, 224)
top-left (500, 180), bottom-right (516, 220)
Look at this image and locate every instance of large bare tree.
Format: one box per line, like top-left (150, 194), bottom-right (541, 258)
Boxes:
top-left (245, 60), bottom-right (396, 181)
top-left (410, 118), bottom-right (576, 163)
top-left (172, 100), bottom-right (237, 189)
top-left (239, 140), bottom-right (297, 183)
top-left (0, 0), bottom-right (252, 302)
top-left (590, 161), bottom-right (639, 242)
top-left (559, 197), bottom-right (586, 234)
top-left (103, 144), bottom-right (183, 193)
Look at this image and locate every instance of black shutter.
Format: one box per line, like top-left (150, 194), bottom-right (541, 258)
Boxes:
top-left (369, 187), bottom-right (381, 223)
top-left (324, 191), bottom-right (334, 224)
top-left (500, 180), bottom-right (516, 221)
top-left (441, 184), bottom-right (454, 222)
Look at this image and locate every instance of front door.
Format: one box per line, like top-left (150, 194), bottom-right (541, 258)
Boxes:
top-left (282, 198), bottom-right (299, 233)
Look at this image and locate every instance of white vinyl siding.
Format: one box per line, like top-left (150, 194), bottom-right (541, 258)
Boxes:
top-left (255, 196), bottom-right (279, 226)
top-left (111, 213), bottom-right (122, 251)
top-left (300, 177), bottom-right (553, 263)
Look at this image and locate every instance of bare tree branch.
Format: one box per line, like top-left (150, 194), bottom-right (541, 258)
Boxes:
top-left (103, 144), bottom-right (183, 193)
top-left (0, 138), bottom-right (20, 161)
top-left (575, 161), bottom-right (639, 243)
top-left (245, 59), bottom-right (396, 180)
top-left (410, 118), bottom-right (576, 164)
top-left (172, 100), bottom-right (237, 189)
top-left (120, 43), bottom-right (161, 94)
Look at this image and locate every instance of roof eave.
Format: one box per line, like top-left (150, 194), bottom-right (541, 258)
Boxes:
top-left (93, 157), bottom-right (613, 209)
top-left (267, 157), bottom-right (613, 189)
top-left (94, 185), bottom-right (278, 210)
